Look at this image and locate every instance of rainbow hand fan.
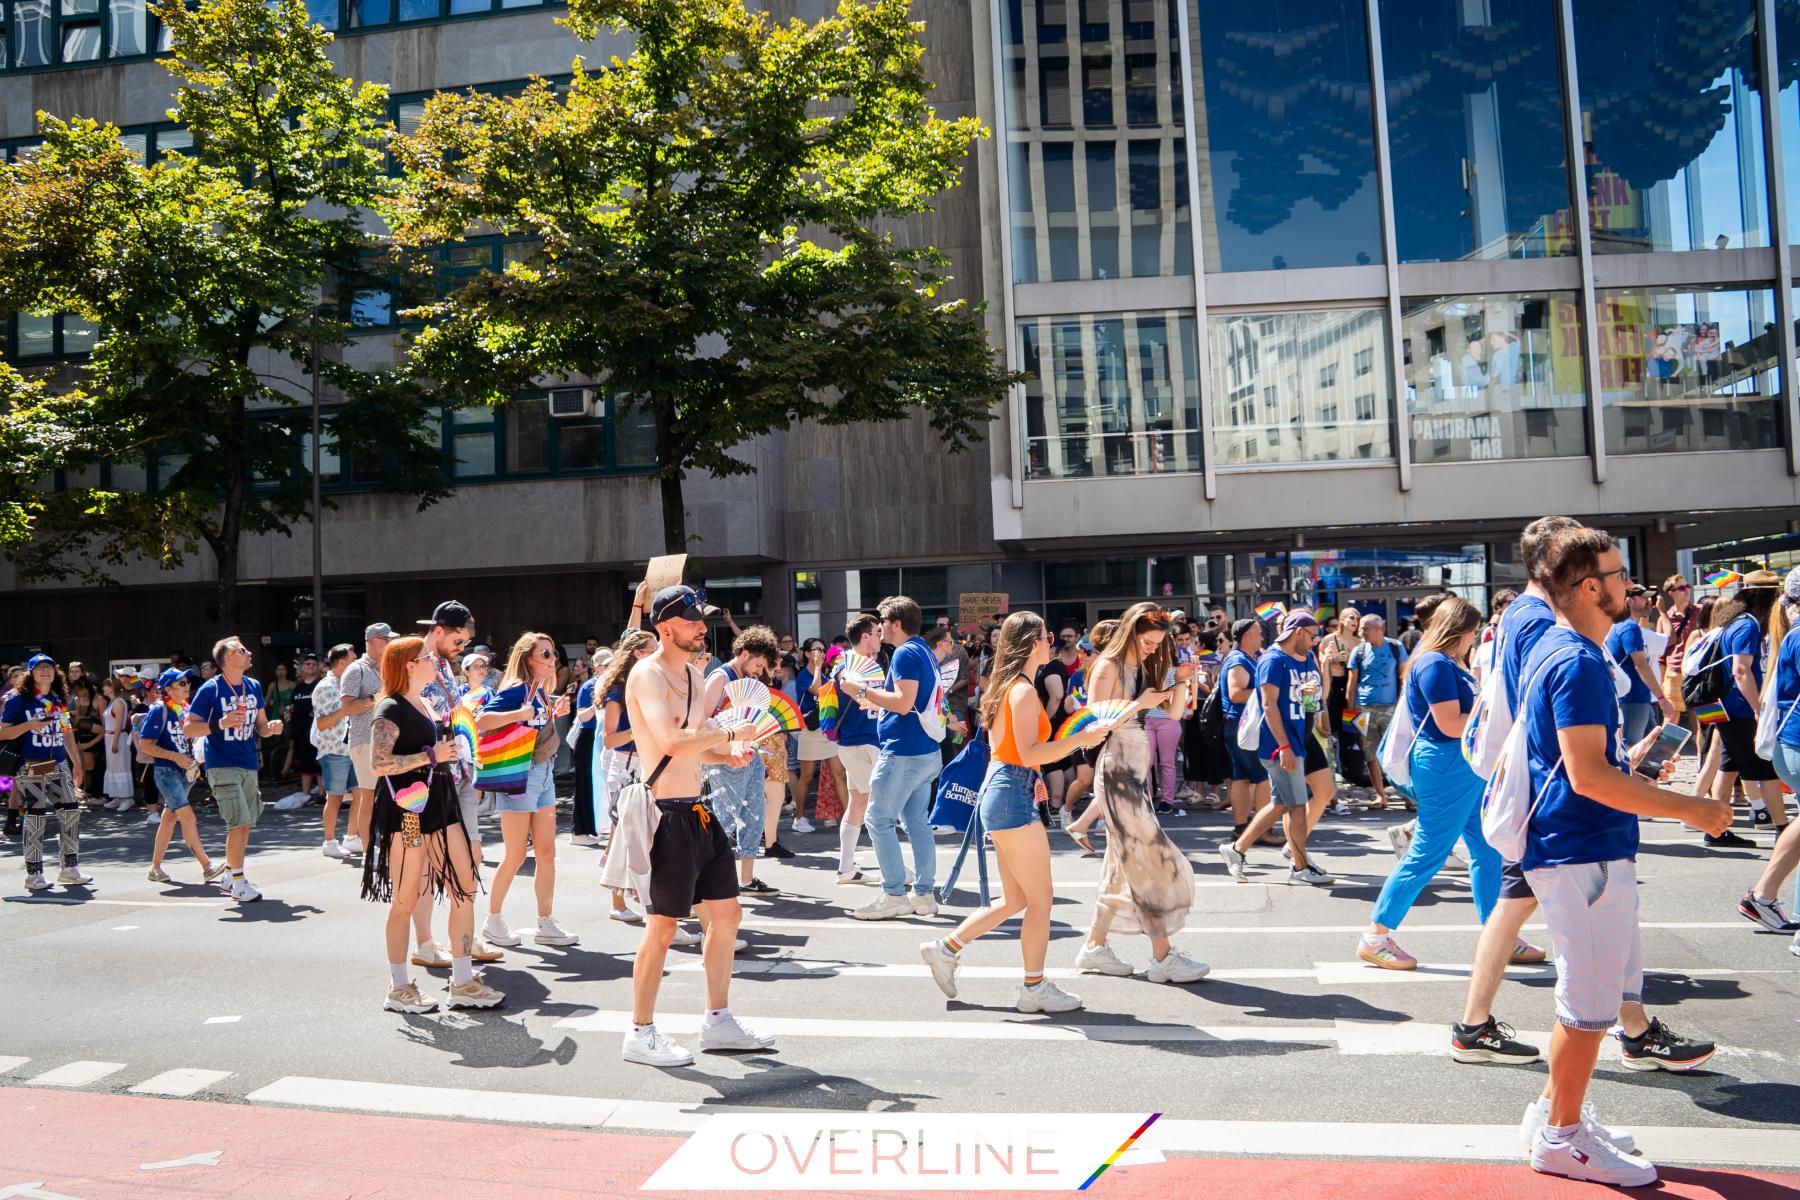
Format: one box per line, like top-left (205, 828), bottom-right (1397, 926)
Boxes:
top-left (766, 691), bottom-right (804, 732)
top-left (450, 706), bottom-right (478, 764)
top-left (709, 705), bottom-right (763, 734)
top-left (392, 780), bottom-right (430, 814)
top-left (1054, 699), bottom-right (1136, 740)
top-left (745, 712), bottom-right (785, 743)
top-left (721, 677), bottom-right (771, 714)
top-left (474, 722), bottom-right (533, 794)
top-left (838, 652), bottom-right (884, 687)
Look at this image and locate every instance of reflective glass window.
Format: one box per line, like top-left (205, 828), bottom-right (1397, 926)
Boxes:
top-left (1382, 1), bottom-right (1573, 262)
top-left (1208, 309), bottom-right (1393, 466)
top-left (614, 402), bottom-right (657, 467)
top-left (1020, 311), bottom-right (1202, 479)
top-left (1195, 0), bottom-right (1381, 272)
top-left (14, 0), bottom-right (51, 68)
top-left (452, 433), bottom-right (495, 477)
top-left (1402, 292), bottom-right (1589, 463)
top-left (108, 0), bottom-right (145, 53)
top-left (303, 0), bottom-right (339, 28)
top-left (1574, 0), bottom-right (1767, 253)
top-left (1597, 286), bottom-right (1779, 454)
top-left (60, 314), bottom-right (97, 355)
top-left (399, 0), bottom-right (437, 17)
top-left (505, 397), bottom-right (549, 472)
top-left (558, 422), bottom-right (606, 471)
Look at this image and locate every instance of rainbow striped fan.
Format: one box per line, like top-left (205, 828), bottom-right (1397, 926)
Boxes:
top-left (745, 712), bottom-right (785, 743)
top-left (709, 705), bottom-right (763, 734)
top-left (838, 652), bottom-right (884, 687)
top-left (766, 691), bottom-right (804, 732)
top-left (1053, 700), bottom-right (1135, 740)
top-left (722, 677), bottom-right (771, 714)
top-left (450, 706), bottom-right (478, 765)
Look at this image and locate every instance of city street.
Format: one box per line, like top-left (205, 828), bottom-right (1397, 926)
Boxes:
top-left (2, 786), bottom-right (1797, 1198)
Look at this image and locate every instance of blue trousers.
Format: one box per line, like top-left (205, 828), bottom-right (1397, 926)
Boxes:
top-left (1371, 735), bottom-right (1501, 931)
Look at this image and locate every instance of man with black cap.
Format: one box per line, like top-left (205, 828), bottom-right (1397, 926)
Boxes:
top-left (608, 585), bottom-right (776, 1067)
top-left (339, 622), bottom-right (392, 858)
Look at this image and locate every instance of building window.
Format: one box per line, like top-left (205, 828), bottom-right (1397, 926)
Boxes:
top-left (1318, 363), bottom-right (1337, 388)
top-left (1597, 285), bottom-right (1779, 455)
top-left (1021, 310), bottom-right (1202, 480)
top-left (1208, 308), bottom-right (1394, 466)
top-left (1194, 0), bottom-right (1382, 271)
top-left (1354, 392), bottom-right (1375, 421)
top-left (1574, 0), bottom-right (1767, 254)
top-left (1401, 291), bottom-right (1590, 463)
top-left (1001, 0), bottom-right (1189, 283)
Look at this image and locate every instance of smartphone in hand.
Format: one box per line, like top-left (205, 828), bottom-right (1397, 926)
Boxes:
top-left (1634, 722), bottom-right (1692, 779)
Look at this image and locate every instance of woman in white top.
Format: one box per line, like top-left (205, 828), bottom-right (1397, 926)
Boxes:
top-left (100, 676), bottom-right (137, 808)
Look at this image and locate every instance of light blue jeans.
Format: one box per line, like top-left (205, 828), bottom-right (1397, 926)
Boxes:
top-left (703, 757), bottom-right (767, 859)
top-left (1620, 701), bottom-right (1655, 748)
top-left (1372, 735), bottom-right (1502, 931)
top-left (868, 750), bottom-right (940, 897)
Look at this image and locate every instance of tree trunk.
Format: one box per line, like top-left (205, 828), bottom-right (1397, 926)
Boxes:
top-left (652, 395), bottom-right (686, 555)
top-left (214, 398), bottom-right (247, 632)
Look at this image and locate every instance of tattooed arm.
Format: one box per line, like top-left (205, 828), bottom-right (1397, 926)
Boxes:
top-left (370, 717), bottom-right (447, 777)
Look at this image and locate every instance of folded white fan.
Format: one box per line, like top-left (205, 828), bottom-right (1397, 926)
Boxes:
top-left (938, 659), bottom-right (961, 690)
top-left (708, 705), bottom-right (764, 734)
top-left (721, 677), bottom-right (771, 714)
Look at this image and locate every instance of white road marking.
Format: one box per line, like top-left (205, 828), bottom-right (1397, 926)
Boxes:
top-left (233, 1075), bottom-right (1800, 1169)
top-left (203, 1016), bottom-right (241, 1025)
top-left (737, 915), bottom-right (1752, 935)
top-left (6, 897), bottom-right (226, 908)
top-left (0, 1184), bottom-right (84, 1200)
top-left (129, 1069), bottom-right (232, 1098)
top-left (25, 1061), bottom-right (125, 1088)
top-left (0, 1058), bottom-right (29, 1074)
top-left (111, 926), bottom-right (137, 932)
top-left (138, 1151), bottom-right (223, 1171)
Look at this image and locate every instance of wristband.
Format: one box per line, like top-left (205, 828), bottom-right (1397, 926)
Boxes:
top-left (425, 743), bottom-right (437, 766)
top-left (1269, 744), bottom-right (1289, 761)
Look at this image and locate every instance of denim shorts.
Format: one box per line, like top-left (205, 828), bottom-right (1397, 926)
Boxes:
top-left (318, 752), bottom-right (358, 796)
top-left (496, 758), bottom-right (558, 813)
top-left (152, 762), bottom-right (192, 811)
top-left (977, 762), bottom-right (1040, 833)
top-left (1224, 719), bottom-right (1268, 783)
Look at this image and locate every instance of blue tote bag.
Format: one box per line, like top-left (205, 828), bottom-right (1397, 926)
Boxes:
top-left (929, 734), bottom-right (989, 833)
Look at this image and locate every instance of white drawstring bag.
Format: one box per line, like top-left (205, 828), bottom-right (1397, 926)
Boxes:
top-left (1235, 683), bottom-right (1265, 752)
top-left (1753, 676), bottom-right (1800, 762)
top-left (1480, 648), bottom-right (1579, 863)
top-left (1378, 689), bottom-right (1416, 788)
top-left (1461, 625), bottom-right (1509, 781)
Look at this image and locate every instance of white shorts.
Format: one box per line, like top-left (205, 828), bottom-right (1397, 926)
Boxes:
top-left (839, 742), bottom-right (880, 794)
top-left (348, 741), bottom-right (374, 792)
top-left (1525, 858), bottom-right (1644, 1031)
top-left (796, 729), bottom-right (838, 762)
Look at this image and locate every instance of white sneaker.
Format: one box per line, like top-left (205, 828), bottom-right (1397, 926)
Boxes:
top-left (670, 926), bottom-right (703, 947)
top-left (622, 1027), bottom-right (695, 1067)
top-left (534, 915), bottom-right (579, 946)
top-left (1519, 1097), bottom-right (1636, 1155)
top-left (384, 980), bottom-right (438, 1014)
top-left (481, 913), bottom-right (522, 947)
top-left (228, 876), bottom-right (262, 902)
top-left (56, 866), bottom-right (94, 886)
top-left (837, 870), bottom-right (873, 885)
top-left (700, 1012), bottom-right (777, 1052)
top-left (1074, 943), bottom-right (1135, 976)
top-left (919, 939), bottom-right (960, 998)
top-left (410, 941), bottom-right (452, 969)
top-left (25, 873), bottom-right (51, 892)
top-left (1289, 863), bottom-right (1334, 887)
top-left (1016, 979), bottom-right (1083, 1013)
top-left (146, 866), bottom-right (172, 883)
top-left (445, 977), bottom-right (505, 1009)
top-left (340, 834), bottom-right (365, 856)
top-left (1280, 843), bottom-right (1293, 861)
top-left (910, 892), bottom-right (939, 917)
top-left (1388, 822), bottom-right (1413, 857)
top-left (570, 833), bottom-right (600, 846)
top-left (1529, 1125), bottom-right (1655, 1187)
top-left (144, 811), bottom-right (158, 826)
top-left (1330, 799), bottom-right (1351, 816)
top-left (322, 841), bottom-right (349, 860)
top-left (609, 906), bottom-right (645, 924)
top-left (1146, 948), bottom-right (1210, 984)
top-left (852, 893), bottom-right (913, 921)
top-left (792, 817), bottom-right (815, 834)
top-left (1216, 841), bottom-right (1248, 881)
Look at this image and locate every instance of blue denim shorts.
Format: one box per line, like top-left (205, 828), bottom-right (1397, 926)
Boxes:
top-left (497, 758), bottom-right (558, 813)
top-left (1225, 719), bottom-right (1268, 783)
top-left (318, 752), bottom-right (358, 796)
top-left (152, 762), bottom-right (191, 811)
top-left (977, 762), bottom-right (1040, 833)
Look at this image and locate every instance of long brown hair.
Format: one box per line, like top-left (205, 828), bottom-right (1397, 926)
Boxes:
top-left (1405, 596), bottom-right (1482, 671)
top-left (1098, 601), bottom-right (1175, 691)
top-left (979, 611), bottom-right (1047, 731)
top-left (1768, 596), bottom-right (1796, 686)
top-left (378, 636), bottom-right (426, 699)
top-left (598, 628), bottom-right (656, 697)
top-left (498, 630), bottom-right (555, 694)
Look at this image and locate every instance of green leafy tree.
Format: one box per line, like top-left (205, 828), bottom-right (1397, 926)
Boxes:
top-left (0, 0), bottom-right (448, 628)
top-left (386, 0), bottom-right (1018, 553)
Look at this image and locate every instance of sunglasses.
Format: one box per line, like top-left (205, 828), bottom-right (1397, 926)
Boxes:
top-left (534, 648), bottom-right (556, 659)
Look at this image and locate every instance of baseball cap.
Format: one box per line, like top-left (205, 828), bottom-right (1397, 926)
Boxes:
top-left (24, 653), bottom-right (55, 670)
top-left (364, 622), bottom-right (395, 642)
top-left (1625, 583), bottom-right (1649, 597)
top-left (650, 585), bottom-right (722, 625)
top-left (460, 652), bottom-right (490, 671)
top-left (1275, 609), bottom-right (1321, 643)
top-left (156, 667), bottom-right (187, 688)
top-left (1743, 568), bottom-right (1782, 589)
top-left (419, 600), bottom-right (474, 629)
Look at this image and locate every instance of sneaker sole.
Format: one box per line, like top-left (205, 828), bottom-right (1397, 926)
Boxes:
top-left (1508, 951), bottom-right (1549, 964)
top-left (1451, 1045), bottom-right (1540, 1065)
top-left (1148, 971), bottom-right (1209, 985)
top-left (1356, 945), bottom-right (1417, 971)
top-left (1738, 902), bottom-right (1793, 933)
top-left (445, 994), bottom-right (504, 1009)
top-left (852, 908), bottom-right (911, 921)
top-left (533, 935), bottom-right (579, 946)
top-left (484, 934), bottom-right (523, 946)
top-left (1017, 995), bottom-right (1083, 1014)
top-left (383, 1000), bottom-right (439, 1014)
top-left (1621, 1049), bottom-right (1714, 1072)
top-left (623, 1050), bottom-right (695, 1067)
top-left (1076, 961), bottom-right (1135, 977)
top-left (410, 957), bottom-right (452, 969)
top-left (700, 1038), bottom-right (778, 1053)
top-left (1529, 1157), bottom-right (1656, 1187)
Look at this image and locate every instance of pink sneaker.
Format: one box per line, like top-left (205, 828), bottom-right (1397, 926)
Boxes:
top-left (1356, 935), bottom-right (1418, 971)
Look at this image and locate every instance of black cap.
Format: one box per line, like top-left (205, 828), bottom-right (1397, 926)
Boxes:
top-left (651, 585), bottom-right (722, 625)
top-left (301, 651), bottom-right (320, 662)
top-left (419, 600), bottom-right (474, 629)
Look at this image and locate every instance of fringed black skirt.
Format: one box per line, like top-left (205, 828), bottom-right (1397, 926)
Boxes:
top-left (361, 768), bottom-right (479, 905)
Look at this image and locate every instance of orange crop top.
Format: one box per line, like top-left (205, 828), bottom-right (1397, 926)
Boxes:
top-left (993, 681), bottom-right (1051, 767)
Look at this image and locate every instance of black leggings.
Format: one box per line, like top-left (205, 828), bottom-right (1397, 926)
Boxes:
top-left (572, 736), bottom-right (597, 837)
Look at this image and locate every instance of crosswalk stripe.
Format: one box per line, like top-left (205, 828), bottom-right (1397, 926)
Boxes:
top-left (129, 1069), bottom-right (233, 1097)
top-left (0, 1057), bottom-right (29, 1074)
top-left (736, 915), bottom-right (1754, 935)
top-left (26, 1061), bottom-right (126, 1087)
top-left (243, 1076), bottom-right (708, 1132)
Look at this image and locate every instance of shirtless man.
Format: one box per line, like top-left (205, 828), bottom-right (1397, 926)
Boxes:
top-left (621, 586), bottom-right (778, 1067)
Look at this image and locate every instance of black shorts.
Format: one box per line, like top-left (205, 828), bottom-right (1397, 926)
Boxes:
top-left (647, 797), bottom-right (739, 917)
top-left (1719, 715), bottom-right (1778, 781)
top-left (1499, 860), bottom-right (1535, 901)
top-left (1303, 732), bottom-right (1330, 776)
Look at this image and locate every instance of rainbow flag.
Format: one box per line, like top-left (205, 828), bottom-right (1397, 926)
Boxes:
top-left (1692, 700), bottom-right (1729, 727)
top-left (1705, 569), bottom-right (1741, 588)
top-left (450, 706), bottom-right (479, 764)
top-left (474, 722), bottom-right (533, 794)
top-left (817, 681), bottom-right (840, 735)
top-left (1254, 601), bottom-right (1284, 621)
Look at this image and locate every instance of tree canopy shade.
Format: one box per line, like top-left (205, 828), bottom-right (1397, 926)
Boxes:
top-left (0, 0), bottom-right (448, 628)
top-left (386, 0), bottom-right (1019, 554)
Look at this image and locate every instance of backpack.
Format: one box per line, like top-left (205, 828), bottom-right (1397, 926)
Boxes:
top-left (1680, 622), bottom-right (1739, 708)
top-left (1378, 688), bottom-right (1416, 788)
top-left (1754, 632), bottom-right (1800, 761)
top-left (1479, 647), bottom-right (1581, 863)
top-left (1198, 678), bottom-right (1226, 741)
top-left (1235, 679), bottom-right (1264, 752)
top-left (1462, 625), bottom-right (1511, 780)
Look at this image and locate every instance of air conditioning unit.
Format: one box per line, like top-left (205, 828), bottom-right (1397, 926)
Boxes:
top-left (548, 387), bottom-right (595, 419)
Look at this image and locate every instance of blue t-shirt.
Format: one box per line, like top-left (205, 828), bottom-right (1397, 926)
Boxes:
top-left (1220, 650), bottom-right (1258, 721)
top-left (834, 662), bottom-right (878, 748)
top-left (140, 703), bottom-right (190, 756)
top-left (1254, 648), bottom-right (1321, 758)
top-left (601, 684), bottom-right (634, 754)
top-left (1349, 638), bottom-right (1406, 707)
top-left (483, 682), bottom-right (549, 728)
top-left (1604, 620), bottom-right (1653, 705)
top-left (1775, 627), bottom-right (1800, 749)
top-left (1498, 593), bottom-right (1557, 714)
top-left (1405, 651), bottom-right (1474, 743)
top-left (876, 637), bottom-right (938, 757)
top-left (575, 679), bottom-right (599, 731)
top-left (1, 691), bottom-right (68, 764)
top-left (796, 668), bottom-right (824, 726)
top-left (187, 675), bottom-right (264, 771)
top-left (1719, 614), bottom-right (1766, 719)
top-left (1520, 626), bottom-right (1636, 871)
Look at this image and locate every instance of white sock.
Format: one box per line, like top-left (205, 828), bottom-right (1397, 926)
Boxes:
top-left (1545, 1121), bottom-right (1579, 1142)
top-left (704, 1007), bottom-right (731, 1025)
top-left (1750, 797), bottom-right (1769, 815)
top-left (838, 822), bottom-right (861, 873)
top-left (388, 963), bottom-right (408, 988)
top-left (633, 1022), bottom-right (655, 1035)
top-left (451, 956), bottom-right (474, 985)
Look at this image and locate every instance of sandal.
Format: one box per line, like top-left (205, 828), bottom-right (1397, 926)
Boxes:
top-left (1067, 827), bottom-right (1097, 855)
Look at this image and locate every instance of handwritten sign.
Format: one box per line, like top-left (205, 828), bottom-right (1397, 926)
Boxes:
top-left (957, 592), bottom-right (1009, 631)
top-left (641, 553), bottom-right (688, 595)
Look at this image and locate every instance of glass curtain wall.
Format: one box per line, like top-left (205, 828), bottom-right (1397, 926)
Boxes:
top-left (1207, 309), bottom-right (1393, 465)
